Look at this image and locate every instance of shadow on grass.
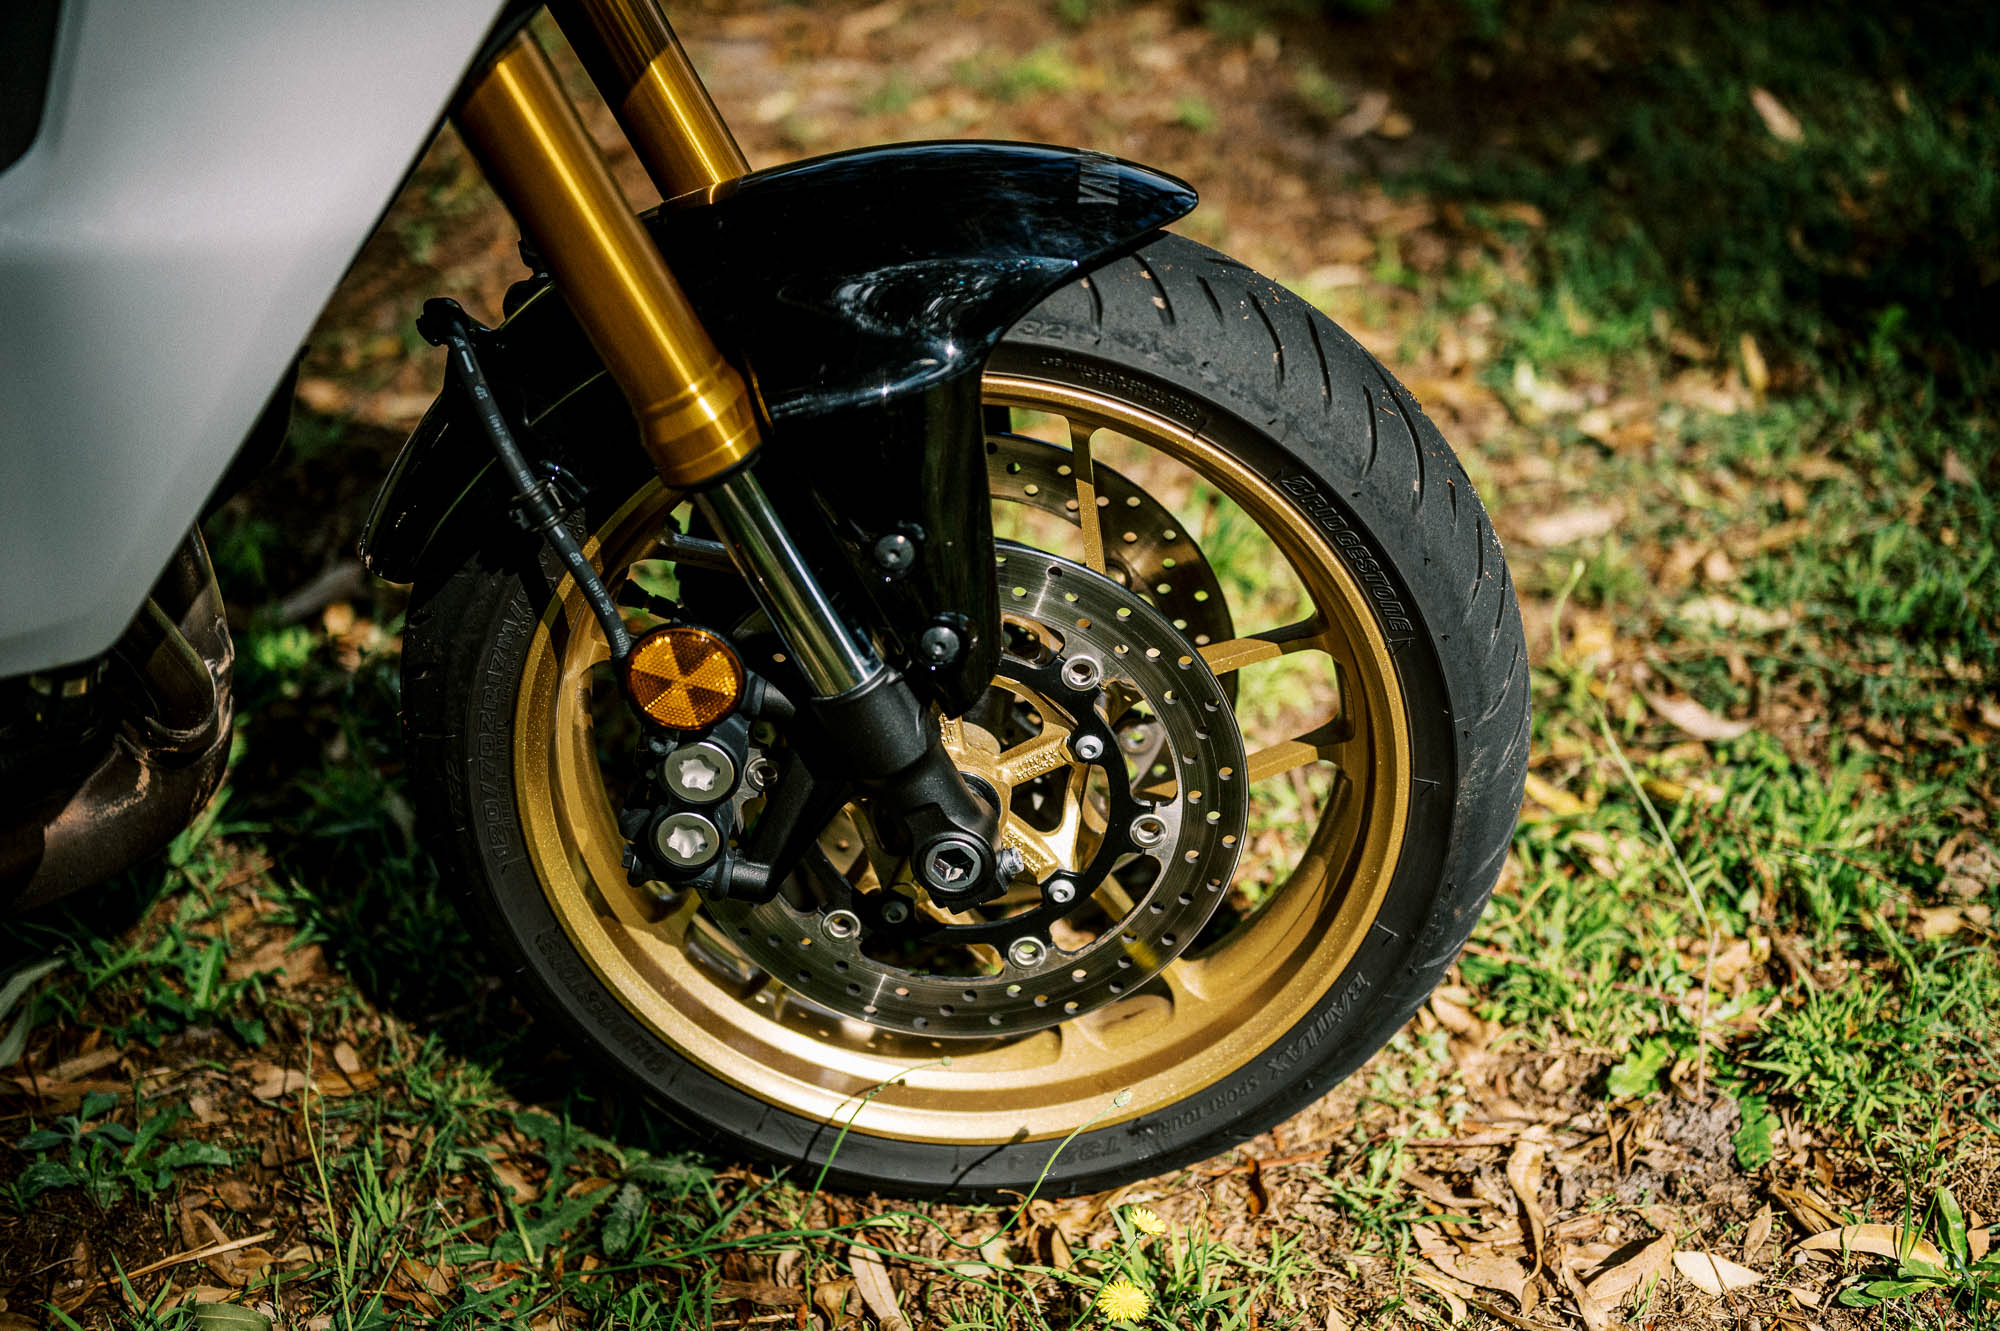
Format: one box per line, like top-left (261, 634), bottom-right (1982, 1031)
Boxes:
top-left (1332, 0), bottom-right (1999, 390)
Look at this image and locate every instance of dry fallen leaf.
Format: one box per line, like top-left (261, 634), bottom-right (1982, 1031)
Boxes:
top-left (1506, 1137), bottom-right (1550, 1275)
top-left (1585, 1232), bottom-right (1673, 1307)
top-left (1673, 1250), bottom-right (1763, 1296)
top-left (246, 1065), bottom-right (309, 1100)
top-left (1644, 692), bottom-right (1753, 742)
top-left (1918, 904), bottom-right (1991, 939)
top-left (1558, 1245), bottom-right (1613, 1331)
top-left (1943, 450), bottom-right (1976, 486)
top-left (713, 1280), bottom-right (805, 1308)
top-left (1519, 504), bottom-right (1621, 547)
top-left (848, 1245), bottom-right (910, 1331)
top-left (1425, 1250), bottom-right (1534, 1306)
top-left (486, 1154), bottom-right (540, 1203)
top-left (1407, 1262), bottom-right (1472, 1323)
top-left (1675, 594), bottom-right (1794, 636)
top-left (1334, 90), bottom-right (1390, 139)
top-left (1749, 87), bottom-right (1804, 143)
top-left (812, 1278), bottom-right (856, 1329)
top-left (1523, 772), bottom-right (1591, 817)
top-left (1738, 333), bottom-right (1769, 397)
top-left (1771, 1184), bottom-right (1844, 1235)
top-left (1799, 1223), bottom-right (1947, 1268)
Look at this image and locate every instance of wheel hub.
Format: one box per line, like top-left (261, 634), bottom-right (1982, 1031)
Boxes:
top-left (705, 542), bottom-right (1249, 1037)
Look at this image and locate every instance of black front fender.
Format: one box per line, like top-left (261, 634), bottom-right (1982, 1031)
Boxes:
top-left (361, 141), bottom-right (1194, 709)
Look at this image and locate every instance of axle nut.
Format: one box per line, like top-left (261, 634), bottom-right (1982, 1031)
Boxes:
top-left (919, 835), bottom-right (982, 889)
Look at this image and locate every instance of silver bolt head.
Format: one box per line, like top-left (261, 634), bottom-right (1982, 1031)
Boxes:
top-left (1007, 937), bottom-right (1046, 968)
top-left (1071, 732), bottom-right (1105, 762)
top-left (1129, 814), bottom-right (1168, 848)
top-left (994, 845), bottom-right (1025, 883)
top-left (745, 756), bottom-right (779, 793)
top-left (1061, 654), bottom-right (1103, 689)
top-left (662, 741), bottom-right (736, 803)
top-left (1046, 878), bottom-right (1076, 905)
top-left (654, 811), bottom-right (722, 868)
top-left (822, 909), bottom-right (861, 941)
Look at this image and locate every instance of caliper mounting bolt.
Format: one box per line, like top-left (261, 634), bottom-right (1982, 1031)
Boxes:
top-left (653, 811), bottom-right (723, 868)
top-left (661, 740), bottom-right (736, 803)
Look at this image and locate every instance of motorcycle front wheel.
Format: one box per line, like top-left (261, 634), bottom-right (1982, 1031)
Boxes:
top-left (402, 234), bottom-right (1528, 1197)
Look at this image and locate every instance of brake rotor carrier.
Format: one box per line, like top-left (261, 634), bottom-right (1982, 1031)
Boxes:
top-left (705, 542), bottom-right (1249, 1037)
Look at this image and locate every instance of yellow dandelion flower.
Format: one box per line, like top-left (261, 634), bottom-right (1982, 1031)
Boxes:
top-left (1125, 1205), bottom-right (1168, 1237)
top-left (1098, 1278), bottom-right (1151, 1322)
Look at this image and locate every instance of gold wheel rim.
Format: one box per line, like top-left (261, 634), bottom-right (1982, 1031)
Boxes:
top-left (513, 372), bottom-right (1410, 1143)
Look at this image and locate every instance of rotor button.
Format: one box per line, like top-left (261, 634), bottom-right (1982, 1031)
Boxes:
top-left (1008, 937), bottom-right (1047, 968)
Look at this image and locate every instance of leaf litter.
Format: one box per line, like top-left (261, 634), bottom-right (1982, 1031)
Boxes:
top-left (2, 0), bottom-right (1996, 1326)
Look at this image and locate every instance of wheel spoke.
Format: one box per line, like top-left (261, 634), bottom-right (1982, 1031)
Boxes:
top-left (1197, 616), bottom-right (1327, 676)
top-left (1243, 718), bottom-right (1348, 783)
top-left (1157, 956), bottom-right (1212, 1005)
top-left (1068, 418), bottom-right (1107, 574)
top-left (995, 728), bottom-right (1074, 787)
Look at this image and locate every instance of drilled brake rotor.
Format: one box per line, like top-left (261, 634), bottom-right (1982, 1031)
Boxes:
top-left (986, 433), bottom-right (1236, 653)
top-left (704, 543), bottom-right (1249, 1038)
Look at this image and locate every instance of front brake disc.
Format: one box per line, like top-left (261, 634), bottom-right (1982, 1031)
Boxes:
top-left (704, 542), bottom-right (1249, 1037)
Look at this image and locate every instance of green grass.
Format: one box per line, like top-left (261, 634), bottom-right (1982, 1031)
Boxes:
top-left (4, 0), bottom-right (1998, 1324)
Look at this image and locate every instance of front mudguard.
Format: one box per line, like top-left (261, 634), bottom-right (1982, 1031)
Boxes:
top-left (360, 141), bottom-right (1194, 712)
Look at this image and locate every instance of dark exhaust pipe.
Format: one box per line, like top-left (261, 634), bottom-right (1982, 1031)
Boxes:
top-left (0, 532), bottom-right (234, 913)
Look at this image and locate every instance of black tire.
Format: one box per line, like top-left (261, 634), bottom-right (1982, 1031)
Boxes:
top-left (403, 234), bottom-right (1527, 1198)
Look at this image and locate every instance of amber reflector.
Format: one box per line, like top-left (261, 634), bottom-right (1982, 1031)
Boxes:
top-left (622, 626), bottom-right (744, 730)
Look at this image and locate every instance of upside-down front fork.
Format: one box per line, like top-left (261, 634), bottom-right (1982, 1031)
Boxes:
top-left (445, 4), bottom-right (1006, 902)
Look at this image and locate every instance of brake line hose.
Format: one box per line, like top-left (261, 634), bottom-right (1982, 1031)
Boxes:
top-left (418, 297), bottom-right (633, 659)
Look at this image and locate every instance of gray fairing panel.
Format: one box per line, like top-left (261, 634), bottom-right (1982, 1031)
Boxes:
top-left (0, 0), bottom-right (503, 676)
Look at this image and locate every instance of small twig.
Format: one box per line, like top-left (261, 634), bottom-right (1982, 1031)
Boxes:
top-left (66, 1229), bottom-right (277, 1296)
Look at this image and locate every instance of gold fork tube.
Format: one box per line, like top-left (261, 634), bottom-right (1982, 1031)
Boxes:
top-left (555, 0), bottom-right (750, 197)
top-left (454, 31), bottom-right (759, 487)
